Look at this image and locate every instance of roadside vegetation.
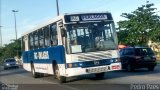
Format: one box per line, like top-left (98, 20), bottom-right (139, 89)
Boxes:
top-left (117, 1), bottom-right (160, 45)
top-left (117, 1), bottom-right (160, 58)
top-left (0, 39), bottom-right (21, 63)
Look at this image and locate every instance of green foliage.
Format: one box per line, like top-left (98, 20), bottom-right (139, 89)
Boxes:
top-left (117, 2), bottom-right (160, 46)
top-left (0, 39), bottom-right (21, 63)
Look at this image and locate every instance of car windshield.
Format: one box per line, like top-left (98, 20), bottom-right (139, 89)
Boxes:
top-left (5, 59), bottom-right (16, 62)
top-left (135, 48), bottom-right (154, 56)
top-left (66, 21), bottom-right (117, 53)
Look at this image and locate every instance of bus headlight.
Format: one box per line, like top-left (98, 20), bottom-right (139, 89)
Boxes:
top-left (114, 58), bottom-right (120, 63)
top-left (110, 60), bottom-right (114, 63)
top-left (115, 59), bottom-right (118, 62)
top-left (79, 63), bottom-right (83, 66)
top-left (67, 63), bottom-right (79, 68)
top-left (110, 58), bottom-right (120, 63)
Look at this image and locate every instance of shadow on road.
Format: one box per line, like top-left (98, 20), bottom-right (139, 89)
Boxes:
top-left (0, 65), bottom-right (159, 83)
top-left (67, 65), bottom-right (160, 83)
top-left (0, 68), bottom-right (27, 77)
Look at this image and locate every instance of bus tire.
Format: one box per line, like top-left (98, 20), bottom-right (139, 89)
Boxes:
top-left (55, 65), bottom-right (66, 83)
top-left (95, 72), bottom-right (105, 79)
top-left (31, 64), bottom-right (39, 78)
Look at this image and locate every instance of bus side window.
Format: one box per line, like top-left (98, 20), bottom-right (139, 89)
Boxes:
top-left (29, 33), bottom-right (34, 50)
top-left (50, 39), bottom-right (58, 46)
top-left (44, 27), bottom-right (50, 47)
top-left (22, 36), bottom-right (25, 51)
top-left (38, 29), bottom-right (44, 48)
top-left (50, 24), bottom-right (58, 46)
top-left (34, 31), bottom-right (38, 49)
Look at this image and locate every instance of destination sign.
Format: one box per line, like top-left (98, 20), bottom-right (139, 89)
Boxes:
top-left (65, 13), bottom-right (113, 23)
top-left (81, 14), bottom-right (107, 21)
top-left (70, 16), bottom-right (80, 21)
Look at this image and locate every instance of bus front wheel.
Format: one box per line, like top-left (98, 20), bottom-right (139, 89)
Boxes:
top-left (55, 65), bottom-right (66, 83)
top-left (31, 64), bottom-right (39, 78)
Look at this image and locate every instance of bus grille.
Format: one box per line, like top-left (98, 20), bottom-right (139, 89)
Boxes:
top-left (77, 51), bottom-right (113, 61)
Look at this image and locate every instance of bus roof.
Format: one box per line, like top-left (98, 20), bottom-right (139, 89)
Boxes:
top-left (64, 11), bottom-right (110, 15)
top-left (22, 11), bottom-right (112, 36)
top-left (22, 15), bottom-right (63, 36)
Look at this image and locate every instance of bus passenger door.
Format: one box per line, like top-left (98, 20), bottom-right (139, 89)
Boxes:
top-left (57, 21), bottom-right (63, 45)
top-left (24, 35), bottom-right (29, 51)
top-left (56, 21), bottom-right (67, 76)
top-left (22, 35), bottom-right (31, 71)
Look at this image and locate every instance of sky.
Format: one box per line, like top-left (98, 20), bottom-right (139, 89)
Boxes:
top-left (0, 0), bottom-right (160, 46)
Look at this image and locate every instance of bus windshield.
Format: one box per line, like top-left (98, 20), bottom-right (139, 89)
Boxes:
top-left (66, 21), bottom-right (117, 53)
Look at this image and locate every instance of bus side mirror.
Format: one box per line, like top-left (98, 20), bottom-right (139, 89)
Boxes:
top-left (61, 28), bottom-right (66, 37)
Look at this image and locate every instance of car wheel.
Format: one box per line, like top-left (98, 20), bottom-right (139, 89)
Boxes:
top-left (148, 66), bottom-right (155, 71)
top-left (31, 64), bottom-right (39, 78)
top-left (55, 65), bottom-right (66, 83)
top-left (127, 64), bottom-right (134, 72)
top-left (95, 72), bottom-right (105, 79)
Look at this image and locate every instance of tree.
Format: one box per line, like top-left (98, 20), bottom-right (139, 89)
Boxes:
top-left (0, 39), bottom-right (21, 63)
top-left (117, 1), bottom-right (160, 46)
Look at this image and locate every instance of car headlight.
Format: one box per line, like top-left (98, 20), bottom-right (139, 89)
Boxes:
top-left (6, 63), bottom-right (10, 66)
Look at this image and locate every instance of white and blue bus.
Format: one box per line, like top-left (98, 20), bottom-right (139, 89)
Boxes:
top-left (21, 12), bottom-right (121, 83)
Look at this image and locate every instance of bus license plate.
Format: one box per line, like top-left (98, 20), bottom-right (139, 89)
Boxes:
top-left (86, 67), bottom-right (108, 73)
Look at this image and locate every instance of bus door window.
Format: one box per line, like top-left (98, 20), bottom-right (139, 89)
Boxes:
top-left (22, 35), bottom-right (27, 51)
top-left (59, 26), bottom-right (67, 48)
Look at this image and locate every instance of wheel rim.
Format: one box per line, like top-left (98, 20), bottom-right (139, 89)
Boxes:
top-left (55, 68), bottom-right (60, 80)
top-left (32, 67), bottom-right (35, 75)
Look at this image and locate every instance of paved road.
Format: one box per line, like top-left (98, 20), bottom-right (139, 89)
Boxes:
top-left (0, 65), bottom-right (160, 90)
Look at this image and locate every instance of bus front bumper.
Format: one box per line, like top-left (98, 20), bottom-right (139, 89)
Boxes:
top-left (65, 62), bottom-right (121, 77)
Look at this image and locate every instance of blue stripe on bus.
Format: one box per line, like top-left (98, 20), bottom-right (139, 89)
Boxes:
top-left (22, 45), bottom-right (65, 64)
top-left (67, 58), bottom-right (119, 68)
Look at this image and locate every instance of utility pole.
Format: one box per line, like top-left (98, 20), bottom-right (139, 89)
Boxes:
top-left (12, 10), bottom-right (18, 40)
top-left (12, 10), bottom-right (19, 59)
top-left (0, 26), bottom-right (2, 48)
top-left (56, 0), bottom-right (60, 16)
top-left (0, 0), bottom-right (2, 47)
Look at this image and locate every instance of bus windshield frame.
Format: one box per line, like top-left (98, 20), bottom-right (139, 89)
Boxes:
top-left (65, 21), bottom-right (117, 54)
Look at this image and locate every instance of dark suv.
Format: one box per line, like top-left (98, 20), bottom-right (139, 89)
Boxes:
top-left (119, 47), bottom-right (157, 71)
